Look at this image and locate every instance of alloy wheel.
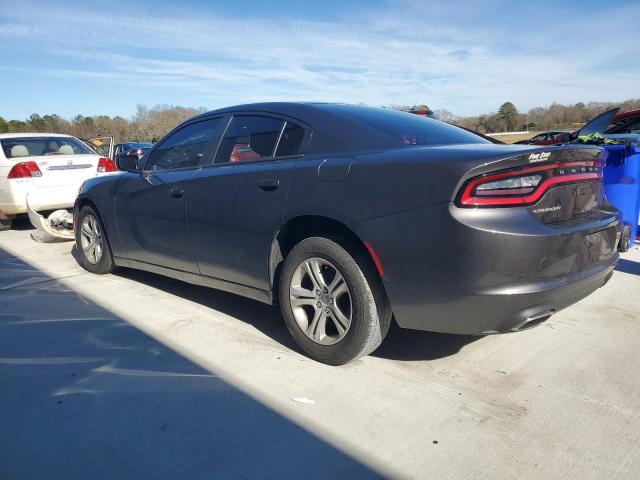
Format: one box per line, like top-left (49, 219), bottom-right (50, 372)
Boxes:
top-left (80, 214), bottom-right (104, 265)
top-left (289, 257), bottom-right (352, 345)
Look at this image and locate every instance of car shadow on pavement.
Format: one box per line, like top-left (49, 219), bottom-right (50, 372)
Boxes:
top-left (371, 322), bottom-right (478, 361)
top-left (112, 265), bottom-right (478, 362)
top-left (112, 267), bottom-right (300, 352)
top-left (616, 257), bottom-right (640, 276)
top-left (0, 247), bottom-right (385, 480)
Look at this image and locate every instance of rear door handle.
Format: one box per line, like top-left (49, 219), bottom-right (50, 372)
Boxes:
top-left (169, 186), bottom-right (184, 199)
top-left (258, 179), bottom-right (279, 192)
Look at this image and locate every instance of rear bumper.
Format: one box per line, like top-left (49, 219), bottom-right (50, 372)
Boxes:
top-left (0, 183), bottom-right (78, 215)
top-left (350, 203), bottom-right (621, 335)
top-left (436, 259), bottom-right (615, 334)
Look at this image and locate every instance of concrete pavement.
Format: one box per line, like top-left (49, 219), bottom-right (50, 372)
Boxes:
top-left (1, 222), bottom-right (639, 479)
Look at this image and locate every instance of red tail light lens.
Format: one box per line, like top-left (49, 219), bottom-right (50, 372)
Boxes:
top-left (457, 161), bottom-right (602, 207)
top-left (97, 157), bottom-right (117, 172)
top-left (7, 161), bottom-right (43, 179)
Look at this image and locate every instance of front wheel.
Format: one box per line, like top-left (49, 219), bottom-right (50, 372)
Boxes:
top-left (279, 237), bottom-right (391, 365)
top-left (75, 205), bottom-right (115, 274)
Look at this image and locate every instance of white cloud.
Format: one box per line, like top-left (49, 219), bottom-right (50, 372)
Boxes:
top-left (0, 0), bottom-right (638, 116)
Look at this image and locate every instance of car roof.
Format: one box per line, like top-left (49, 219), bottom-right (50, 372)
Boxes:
top-left (0, 132), bottom-right (75, 139)
top-left (191, 102), bottom-right (340, 120)
top-left (187, 102), bottom-right (404, 154)
top-left (179, 102), bottom-right (491, 155)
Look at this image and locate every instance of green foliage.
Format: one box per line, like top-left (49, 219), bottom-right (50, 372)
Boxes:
top-left (576, 133), bottom-right (625, 145)
top-left (0, 116), bottom-right (7, 133)
top-left (29, 114), bottom-right (46, 132)
top-left (7, 120), bottom-right (27, 133)
top-left (498, 102), bottom-right (518, 131)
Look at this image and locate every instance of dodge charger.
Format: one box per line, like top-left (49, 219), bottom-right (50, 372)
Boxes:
top-left (74, 103), bottom-right (621, 365)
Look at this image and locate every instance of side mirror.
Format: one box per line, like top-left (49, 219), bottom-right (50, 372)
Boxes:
top-left (116, 154), bottom-right (140, 172)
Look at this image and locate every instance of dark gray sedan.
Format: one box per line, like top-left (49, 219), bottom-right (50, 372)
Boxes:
top-left (74, 103), bottom-right (621, 365)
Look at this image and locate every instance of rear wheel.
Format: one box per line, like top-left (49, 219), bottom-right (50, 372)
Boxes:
top-left (619, 225), bottom-right (631, 252)
top-left (279, 236), bottom-right (391, 365)
top-left (75, 205), bottom-right (115, 274)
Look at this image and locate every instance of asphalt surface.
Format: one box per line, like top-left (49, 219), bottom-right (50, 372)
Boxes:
top-left (1, 221), bottom-right (639, 479)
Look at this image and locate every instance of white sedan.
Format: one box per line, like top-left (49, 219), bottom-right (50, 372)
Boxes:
top-left (0, 133), bottom-right (117, 230)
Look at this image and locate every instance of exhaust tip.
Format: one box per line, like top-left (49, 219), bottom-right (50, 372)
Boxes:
top-left (511, 310), bottom-right (555, 332)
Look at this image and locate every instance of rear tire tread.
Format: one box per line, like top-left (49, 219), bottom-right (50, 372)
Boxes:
top-left (279, 236), bottom-right (391, 365)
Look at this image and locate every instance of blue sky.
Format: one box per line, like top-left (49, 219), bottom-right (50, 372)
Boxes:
top-left (0, 0), bottom-right (638, 120)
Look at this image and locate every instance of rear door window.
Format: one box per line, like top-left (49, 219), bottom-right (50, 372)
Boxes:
top-left (145, 118), bottom-right (221, 171)
top-left (215, 116), bottom-right (284, 164)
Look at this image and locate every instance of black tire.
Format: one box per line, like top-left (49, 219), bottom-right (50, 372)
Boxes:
top-left (279, 236), bottom-right (391, 365)
top-left (618, 225), bottom-right (631, 252)
top-left (0, 219), bottom-right (12, 231)
top-left (75, 205), bottom-right (115, 274)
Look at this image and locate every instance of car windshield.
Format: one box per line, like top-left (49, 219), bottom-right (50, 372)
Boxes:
top-left (1, 136), bottom-right (94, 159)
top-left (122, 142), bottom-right (153, 149)
top-left (326, 105), bottom-right (490, 146)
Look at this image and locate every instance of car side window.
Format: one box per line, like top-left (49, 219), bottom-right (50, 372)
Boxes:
top-left (146, 118), bottom-right (221, 171)
top-left (275, 122), bottom-right (305, 156)
top-left (215, 116), bottom-right (284, 164)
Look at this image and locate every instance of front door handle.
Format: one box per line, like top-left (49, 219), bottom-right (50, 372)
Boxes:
top-left (258, 178), bottom-right (279, 192)
top-left (169, 186), bottom-right (184, 199)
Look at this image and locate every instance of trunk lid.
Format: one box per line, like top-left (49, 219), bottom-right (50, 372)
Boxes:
top-left (524, 147), bottom-right (605, 224)
top-left (456, 145), bottom-right (606, 224)
top-left (575, 108), bottom-right (619, 138)
top-left (31, 154), bottom-right (102, 187)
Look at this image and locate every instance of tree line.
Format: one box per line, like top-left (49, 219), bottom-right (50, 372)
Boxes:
top-left (0, 104), bottom-right (206, 144)
top-left (452, 98), bottom-right (640, 133)
top-left (1, 98), bottom-right (639, 142)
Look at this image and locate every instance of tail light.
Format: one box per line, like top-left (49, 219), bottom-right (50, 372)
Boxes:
top-left (97, 157), bottom-right (117, 172)
top-left (457, 160), bottom-right (602, 207)
top-left (7, 161), bottom-right (43, 179)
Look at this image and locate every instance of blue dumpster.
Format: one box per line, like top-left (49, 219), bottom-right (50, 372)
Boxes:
top-left (603, 144), bottom-right (640, 250)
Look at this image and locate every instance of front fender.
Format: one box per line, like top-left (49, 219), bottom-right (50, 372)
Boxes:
top-left (76, 174), bottom-right (124, 257)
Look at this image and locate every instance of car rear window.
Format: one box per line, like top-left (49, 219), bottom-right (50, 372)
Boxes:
top-left (324, 105), bottom-right (489, 146)
top-left (1, 137), bottom-right (94, 158)
top-left (122, 142), bottom-right (153, 150)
